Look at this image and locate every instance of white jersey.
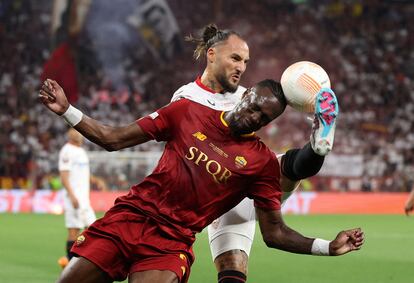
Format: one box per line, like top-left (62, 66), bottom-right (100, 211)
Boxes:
top-left (171, 78), bottom-right (245, 110)
top-left (58, 143), bottom-right (91, 208)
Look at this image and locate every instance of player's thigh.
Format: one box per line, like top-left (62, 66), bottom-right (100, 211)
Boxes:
top-left (129, 270), bottom-right (178, 283)
top-left (208, 198), bottom-right (256, 259)
top-left (280, 174), bottom-right (301, 193)
top-left (57, 257), bottom-right (112, 283)
top-left (208, 198), bottom-right (256, 242)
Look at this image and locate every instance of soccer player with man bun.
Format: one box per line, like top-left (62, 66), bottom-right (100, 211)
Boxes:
top-left (38, 26), bottom-right (363, 283)
top-left (177, 24), bottom-right (340, 283)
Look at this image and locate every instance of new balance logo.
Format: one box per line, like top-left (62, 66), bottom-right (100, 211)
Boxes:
top-left (193, 131), bottom-right (207, 141)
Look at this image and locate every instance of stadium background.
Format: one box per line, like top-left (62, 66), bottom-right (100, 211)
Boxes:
top-left (1, 0), bottom-right (413, 282)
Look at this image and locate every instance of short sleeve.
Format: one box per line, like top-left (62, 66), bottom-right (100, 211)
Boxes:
top-left (136, 99), bottom-right (189, 142)
top-left (58, 147), bottom-right (72, 171)
top-left (247, 153), bottom-right (282, 211)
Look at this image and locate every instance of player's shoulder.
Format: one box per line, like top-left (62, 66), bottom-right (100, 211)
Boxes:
top-left (233, 85), bottom-right (247, 96)
top-left (256, 140), bottom-right (279, 163)
top-left (60, 143), bottom-right (82, 155)
top-left (158, 97), bottom-right (202, 117)
top-left (171, 81), bottom-right (200, 102)
top-left (59, 143), bottom-right (73, 162)
top-left (60, 143), bottom-right (72, 153)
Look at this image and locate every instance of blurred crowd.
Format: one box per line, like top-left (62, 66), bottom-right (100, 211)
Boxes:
top-left (0, 0), bottom-right (413, 191)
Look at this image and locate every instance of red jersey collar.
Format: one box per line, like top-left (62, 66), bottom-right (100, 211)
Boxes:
top-left (195, 76), bottom-right (216, 94)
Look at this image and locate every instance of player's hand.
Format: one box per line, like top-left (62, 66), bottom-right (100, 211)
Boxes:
top-left (69, 194), bottom-right (80, 209)
top-left (38, 79), bottom-right (70, 115)
top-left (405, 202), bottom-right (414, 216)
top-left (329, 228), bottom-right (364, 256)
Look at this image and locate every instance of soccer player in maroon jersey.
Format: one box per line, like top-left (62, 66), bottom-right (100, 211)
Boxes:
top-left (39, 78), bottom-right (364, 283)
top-left (176, 24), bottom-right (339, 283)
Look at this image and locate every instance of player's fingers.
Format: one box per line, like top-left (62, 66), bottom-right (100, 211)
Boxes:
top-left (41, 86), bottom-right (56, 98)
top-left (48, 79), bottom-right (62, 91)
top-left (38, 93), bottom-right (51, 104)
top-left (353, 231), bottom-right (365, 241)
top-left (41, 83), bottom-right (54, 96)
top-left (353, 228), bottom-right (363, 236)
top-left (355, 235), bottom-right (365, 248)
top-left (39, 89), bottom-right (56, 101)
top-left (45, 79), bottom-right (51, 89)
top-left (38, 90), bottom-right (49, 99)
top-left (345, 229), bottom-right (358, 240)
top-left (44, 79), bottom-right (55, 93)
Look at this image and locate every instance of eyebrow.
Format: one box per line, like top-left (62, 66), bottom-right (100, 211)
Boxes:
top-left (254, 100), bottom-right (272, 123)
top-left (231, 53), bottom-right (249, 62)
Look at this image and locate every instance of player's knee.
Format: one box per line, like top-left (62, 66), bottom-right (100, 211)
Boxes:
top-left (214, 250), bottom-right (248, 274)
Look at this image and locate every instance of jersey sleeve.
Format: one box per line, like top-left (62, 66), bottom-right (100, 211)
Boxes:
top-left (58, 147), bottom-right (72, 171)
top-left (136, 99), bottom-right (189, 142)
top-left (247, 152), bottom-right (282, 211)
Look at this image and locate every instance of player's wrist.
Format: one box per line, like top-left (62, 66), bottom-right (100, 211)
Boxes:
top-left (311, 238), bottom-right (331, 256)
top-left (61, 105), bottom-right (83, 127)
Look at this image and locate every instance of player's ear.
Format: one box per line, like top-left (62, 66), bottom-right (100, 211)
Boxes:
top-left (207, 48), bottom-right (215, 63)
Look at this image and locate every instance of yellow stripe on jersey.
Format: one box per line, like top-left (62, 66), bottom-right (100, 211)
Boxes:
top-left (220, 112), bottom-right (255, 137)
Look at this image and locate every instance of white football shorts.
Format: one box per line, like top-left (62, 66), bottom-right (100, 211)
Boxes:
top-left (64, 205), bottom-right (96, 229)
top-left (208, 154), bottom-right (302, 261)
top-left (208, 198), bottom-right (256, 260)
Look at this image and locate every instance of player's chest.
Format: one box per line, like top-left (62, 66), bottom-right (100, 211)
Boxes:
top-left (175, 127), bottom-right (258, 185)
top-left (71, 151), bottom-right (89, 169)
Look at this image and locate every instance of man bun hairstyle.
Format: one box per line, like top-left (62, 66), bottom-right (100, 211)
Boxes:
top-left (185, 24), bottom-right (242, 60)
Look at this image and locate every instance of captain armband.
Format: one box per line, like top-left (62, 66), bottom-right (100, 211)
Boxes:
top-left (61, 105), bottom-right (83, 127)
top-left (311, 238), bottom-right (331, 256)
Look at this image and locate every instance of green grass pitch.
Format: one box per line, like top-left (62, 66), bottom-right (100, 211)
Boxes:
top-left (1, 214), bottom-right (413, 283)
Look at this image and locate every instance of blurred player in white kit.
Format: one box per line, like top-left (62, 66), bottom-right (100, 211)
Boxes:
top-left (58, 128), bottom-right (106, 267)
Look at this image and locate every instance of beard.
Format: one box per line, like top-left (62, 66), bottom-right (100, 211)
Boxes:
top-left (228, 117), bottom-right (252, 136)
top-left (217, 73), bottom-right (238, 93)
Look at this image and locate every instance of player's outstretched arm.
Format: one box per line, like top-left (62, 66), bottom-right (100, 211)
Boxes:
top-left (39, 79), bottom-right (150, 151)
top-left (256, 207), bottom-right (364, 256)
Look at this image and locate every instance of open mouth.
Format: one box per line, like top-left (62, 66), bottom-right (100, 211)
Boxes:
top-left (231, 74), bottom-right (240, 82)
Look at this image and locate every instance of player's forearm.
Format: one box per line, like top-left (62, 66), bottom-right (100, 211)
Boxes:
top-left (261, 223), bottom-right (314, 254)
top-left (60, 173), bottom-right (75, 196)
top-left (73, 115), bottom-right (149, 151)
top-left (257, 208), bottom-right (316, 254)
top-left (73, 115), bottom-right (121, 151)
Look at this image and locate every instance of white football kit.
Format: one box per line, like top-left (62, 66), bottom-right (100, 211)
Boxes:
top-left (171, 78), bottom-right (296, 260)
top-left (58, 143), bottom-right (96, 229)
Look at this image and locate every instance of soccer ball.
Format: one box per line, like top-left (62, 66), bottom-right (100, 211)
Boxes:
top-left (280, 61), bottom-right (331, 113)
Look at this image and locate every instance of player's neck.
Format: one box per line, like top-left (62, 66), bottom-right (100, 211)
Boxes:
top-left (200, 71), bottom-right (224, 93)
top-left (68, 140), bottom-right (82, 147)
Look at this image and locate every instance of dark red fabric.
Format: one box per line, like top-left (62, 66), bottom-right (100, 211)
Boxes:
top-left (71, 206), bottom-right (194, 282)
top-left (41, 42), bottom-right (79, 103)
top-left (131, 99), bottom-right (281, 244)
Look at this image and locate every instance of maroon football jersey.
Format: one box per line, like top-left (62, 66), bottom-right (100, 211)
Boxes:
top-left (115, 99), bottom-right (281, 244)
